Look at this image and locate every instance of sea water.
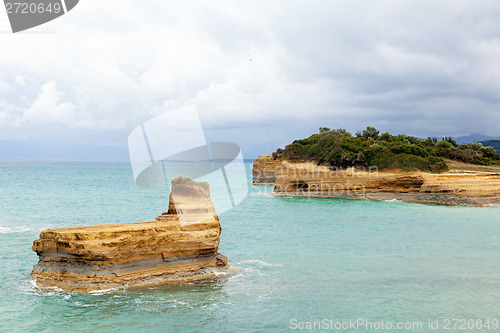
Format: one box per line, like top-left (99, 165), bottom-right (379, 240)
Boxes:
top-left (0, 162), bottom-right (499, 332)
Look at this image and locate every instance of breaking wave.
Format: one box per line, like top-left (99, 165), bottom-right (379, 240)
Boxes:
top-left (0, 225), bottom-right (43, 234)
top-left (384, 198), bottom-right (402, 203)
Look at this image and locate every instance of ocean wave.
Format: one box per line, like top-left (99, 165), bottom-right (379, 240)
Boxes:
top-left (88, 287), bottom-right (120, 295)
top-left (239, 259), bottom-right (283, 267)
top-left (384, 198), bottom-right (402, 203)
top-left (21, 279), bottom-right (70, 298)
top-left (0, 225), bottom-right (41, 234)
top-left (27, 279), bottom-right (119, 296)
top-left (249, 192), bottom-right (274, 197)
top-left (220, 260), bottom-right (282, 281)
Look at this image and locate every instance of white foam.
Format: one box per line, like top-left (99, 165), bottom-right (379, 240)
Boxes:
top-left (249, 192), bottom-right (274, 197)
top-left (240, 259), bottom-right (283, 267)
top-left (21, 279), bottom-right (66, 297)
top-left (88, 287), bottom-right (120, 295)
top-left (384, 198), bottom-right (401, 203)
top-left (0, 225), bottom-right (44, 234)
top-left (213, 270), bottom-right (228, 277)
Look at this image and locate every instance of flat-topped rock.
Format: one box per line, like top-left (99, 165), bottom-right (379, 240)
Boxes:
top-left (31, 177), bottom-right (230, 292)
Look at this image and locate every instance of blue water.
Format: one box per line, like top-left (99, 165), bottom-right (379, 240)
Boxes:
top-left (1, 162), bottom-right (500, 332)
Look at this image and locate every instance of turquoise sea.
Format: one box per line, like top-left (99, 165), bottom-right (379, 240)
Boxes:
top-left (1, 162), bottom-right (500, 332)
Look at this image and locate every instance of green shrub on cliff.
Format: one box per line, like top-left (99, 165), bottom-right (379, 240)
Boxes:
top-left (481, 146), bottom-right (499, 160)
top-left (360, 126), bottom-right (380, 140)
top-left (379, 132), bottom-right (393, 142)
top-left (277, 126), bottom-right (500, 172)
top-left (391, 144), bottom-right (429, 158)
top-left (437, 140), bottom-right (453, 149)
top-left (480, 140), bottom-right (500, 154)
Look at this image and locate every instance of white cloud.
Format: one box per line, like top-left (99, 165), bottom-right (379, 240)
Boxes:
top-left (14, 76), bottom-right (26, 86)
top-left (22, 80), bottom-right (79, 127)
top-left (0, 77), bottom-right (8, 93)
top-left (0, 0), bottom-right (500, 157)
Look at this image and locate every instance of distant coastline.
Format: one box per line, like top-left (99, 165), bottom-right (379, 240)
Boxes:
top-left (253, 127), bottom-right (500, 206)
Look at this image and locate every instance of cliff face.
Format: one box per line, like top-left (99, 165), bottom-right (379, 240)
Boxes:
top-left (252, 154), bottom-right (282, 184)
top-left (253, 158), bottom-right (500, 206)
top-left (31, 177), bottom-right (229, 292)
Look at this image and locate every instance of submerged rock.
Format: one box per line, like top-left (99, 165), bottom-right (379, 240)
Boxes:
top-left (31, 177), bottom-right (230, 292)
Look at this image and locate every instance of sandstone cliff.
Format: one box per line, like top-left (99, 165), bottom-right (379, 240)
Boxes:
top-left (253, 158), bottom-right (500, 206)
top-left (32, 177), bottom-right (229, 292)
top-left (252, 154), bottom-right (282, 184)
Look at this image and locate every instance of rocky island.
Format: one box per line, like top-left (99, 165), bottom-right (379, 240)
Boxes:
top-left (31, 177), bottom-right (230, 292)
top-left (253, 127), bottom-right (500, 206)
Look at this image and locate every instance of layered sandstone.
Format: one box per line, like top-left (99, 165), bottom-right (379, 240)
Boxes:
top-left (32, 177), bottom-right (230, 292)
top-left (254, 159), bottom-right (500, 206)
top-left (252, 154), bottom-right (282, 184)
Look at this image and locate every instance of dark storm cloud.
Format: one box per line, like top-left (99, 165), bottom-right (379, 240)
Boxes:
top-left (1, 0), bottom-right (499, 158)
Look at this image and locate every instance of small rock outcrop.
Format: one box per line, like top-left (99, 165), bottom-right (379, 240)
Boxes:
top-left (31, 177), bottom-right (229, 292)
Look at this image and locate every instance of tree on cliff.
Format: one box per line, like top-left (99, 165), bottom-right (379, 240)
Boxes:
top-left (279, 126), bottom-right (500, 173)
top-left (357, 126), bottom-right (380, 140)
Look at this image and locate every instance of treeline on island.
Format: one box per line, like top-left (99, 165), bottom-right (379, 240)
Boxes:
top-left (480, 140), bottom-right (500, 154)
top-left (273, 126), bottom-right (500, 173)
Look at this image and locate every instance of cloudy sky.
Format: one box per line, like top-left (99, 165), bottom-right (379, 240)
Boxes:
top-left (1, 0), bottom-right (500, 160)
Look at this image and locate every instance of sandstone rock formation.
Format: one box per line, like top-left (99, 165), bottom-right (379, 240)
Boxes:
top-left (254, 158), bottom-right (500, 206)
top-left (252, 154), bottom-right (282, 184)
top-left (32, 177), bottom-right (229, 292)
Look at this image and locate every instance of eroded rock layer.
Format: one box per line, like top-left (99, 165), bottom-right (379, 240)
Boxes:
top-left (252, 154), bottom-right (282, 184)
top-left (32, 177), bottom-right (229, 292)
top-left (254, 158), bottom-right (500, 206)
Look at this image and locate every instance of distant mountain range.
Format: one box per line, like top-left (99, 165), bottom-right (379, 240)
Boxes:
top-left (452, 134), bottom-right (500, 145)
top-left (0, 134), bottom-right (499, 161)
top-left (448, 134), bottom-right (500, 153)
